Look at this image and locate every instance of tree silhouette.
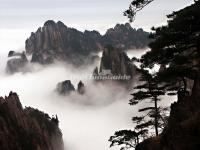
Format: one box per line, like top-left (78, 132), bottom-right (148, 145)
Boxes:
top-left (130, 68), bottom-right (166, 136)
top-left (141, 1), bottom-right (200, 96)
top-left (109, 129), bottom-right (148, 150)
top-left (110, 1), bottom-right (200, 150)
top-left (124, 0), bottom-right (154, 22)
top-left (125, 0), bottom-right (199, 22)
top-left (109, 68), bottom-right (168, 150)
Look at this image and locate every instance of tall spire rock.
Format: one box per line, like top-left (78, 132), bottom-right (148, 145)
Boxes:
top-left (99, 45), bottom-right (136, 78)
top-left (77, 81), bottom-right (85, 94)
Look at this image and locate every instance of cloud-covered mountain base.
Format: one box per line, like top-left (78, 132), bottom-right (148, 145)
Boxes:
top-left (0, 59), bottom-right (138, 150)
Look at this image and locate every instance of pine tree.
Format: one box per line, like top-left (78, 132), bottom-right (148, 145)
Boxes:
top-left (124, 0), bottom-right (154, 22)
top-left (140, 2), bottom-right (200, 96)
top-left (130, 68), bottom-right (166, 136)
top-left (109, 68), bottom-right (167, 150)
top-left (109, 129), bottom-right (148, 150)
top-left (124, 0), bottom-right (199, 22)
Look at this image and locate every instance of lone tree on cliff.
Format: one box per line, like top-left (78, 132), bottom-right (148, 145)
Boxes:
top-left (130, 68), bottom-right (166, 136)
top-left (109, 68), bottom-right (168, 150)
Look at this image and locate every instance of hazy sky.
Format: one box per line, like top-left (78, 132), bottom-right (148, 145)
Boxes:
top-left (0, 0), bottom-right (194, 31)
top-left (0, 0), bottom-right (194, 51)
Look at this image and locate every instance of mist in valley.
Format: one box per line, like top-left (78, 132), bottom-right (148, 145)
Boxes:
top-left (0, 32), bottom-right (175, 149)
top-left (0, 48), bottom-right (148, 150)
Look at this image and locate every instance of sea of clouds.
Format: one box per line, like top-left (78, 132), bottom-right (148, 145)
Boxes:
top-left (0, 51), bottom-right (139, 150)
top-left (0, 31), bottom-right (174, 150)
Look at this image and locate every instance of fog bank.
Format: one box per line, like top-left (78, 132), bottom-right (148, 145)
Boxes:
top-left (0, 53), bottom-right (139, 150)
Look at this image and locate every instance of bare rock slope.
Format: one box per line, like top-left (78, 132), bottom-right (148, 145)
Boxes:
top-left (0, 92), bottom-right (64, 150)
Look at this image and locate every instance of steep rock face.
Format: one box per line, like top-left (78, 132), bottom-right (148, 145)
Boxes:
top-left (56, 80), bottom-right (75, 95)
top-left (159, 90), bottom-right (200, 150)
top-left (6, 51), bottom-right (28, 73)
top-left (99, 45), bottom-right (136, 78)
top-left (25, 21), bottom-right (150, 65)
top-left (0, 92), bottom-right (64, 150)
top-left (103, 23), bottom-right (150, 50)
top-left (26, 20), bottom-right (102, 65)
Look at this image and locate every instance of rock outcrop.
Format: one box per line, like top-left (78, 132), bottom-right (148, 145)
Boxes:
top-left (6, 51), bottom-right (28, 73)
top-left (56, 80), bottom-right (86, 95)
top-left (98, 45), bottom-right (136, 78)
top-left (0, 92), bottom-right (64, 150)
top-left (25, 20), bottom-right (150, 65)
top-left (93, 67), bottom-right (99, 76)
top-left (77, 81), bottom-right (85, 94)
top-left (56, 80), bottom-right (75, 95)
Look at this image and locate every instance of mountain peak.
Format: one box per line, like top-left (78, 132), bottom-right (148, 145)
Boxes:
top-left (44, 20), bottom-right (66, 28)
top-left (44, 20), bottom-right (56, 26)
top-left (125, 23), bottom-right (132, 29)
top-left (113, 23), bottom-right (133, 31)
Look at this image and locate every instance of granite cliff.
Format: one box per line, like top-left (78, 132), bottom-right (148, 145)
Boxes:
top-left (94, 45), bottom-right (136, 81)
top-left (25, 20), bottom-right (102, 65)
top-left (25, 20), bottom-right (150, 65)
top-left (0, 92), bottom-right (64, 150)
top-left (103, 23), bottom-right (150, 50)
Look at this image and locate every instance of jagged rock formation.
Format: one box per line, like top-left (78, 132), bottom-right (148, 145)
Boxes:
top-left (0, 92), bottom-right (64, 150)
top-left (25, 20), bottom-right (102, 65)
top-left (98, 45), bottom-right (136, 78)
top-left (56, 80), bottom-right (75, 95)
top-left (25, 20), bottom-right (150, 65)
top-left (6, 51), bottom-right (28, 73)
top-left (77, 81), bottom-right (85, 94)
top-left (103, 23), bottom-right (150, 50)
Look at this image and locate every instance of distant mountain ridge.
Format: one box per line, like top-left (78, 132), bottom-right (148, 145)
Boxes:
top-left (25, 20), bottom-right (150, 65)
top-left (103, 23), bottom-right (150, 50)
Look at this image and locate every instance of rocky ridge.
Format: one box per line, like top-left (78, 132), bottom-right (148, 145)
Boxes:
top-left (0, 92), bottom-right (64, 150)
top-left (25, 20), bottom-right (150, 65)
top-left (103, 23), bottom-right (150, 50)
